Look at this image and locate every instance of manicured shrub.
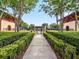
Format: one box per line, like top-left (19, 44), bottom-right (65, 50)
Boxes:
top-left (47, 31), bottom-right (79, 53)
top-left (0, 32), bottom-right (27, 48)
top-left (0, 32), bottom-right (34, 59)
top-left (44, 33), bottom-right (77, 59)
top-left (0, 32), bottom-right (16, 36)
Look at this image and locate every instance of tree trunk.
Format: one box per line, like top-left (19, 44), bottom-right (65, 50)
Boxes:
top-left (60, 12), bottom-right (64, 32)
top-left (15, 20), bottom-right (17, 32)
top-left (16, 17), bottom-right (20, 32)
top-left (75, 11), bottom-right (78, 31)
top-left (16, 0), bottom-right (23, 32)
top-left (13, 13), bottom-right (17, 32)
top-left (55, 15), bottom-right (59, 30)
top-left (59, 1), bottom-right (65, 32)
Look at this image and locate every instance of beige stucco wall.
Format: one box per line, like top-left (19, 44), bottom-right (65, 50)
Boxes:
top-left (63, 21), bottom-right (79, 31)
top-left (1, 19), bottom-right (15, 30)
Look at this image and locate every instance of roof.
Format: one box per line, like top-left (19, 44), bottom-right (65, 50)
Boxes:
top-left (59, 12), bottom-right (79, 23)
top-left (35, 26), bottom-right (43, 28)
top-left (0, 10), bottom-right (16, 22)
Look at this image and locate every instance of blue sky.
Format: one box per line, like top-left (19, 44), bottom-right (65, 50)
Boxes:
top-left (22, 0), bottom-right (56, 26)
top-left (8, 0), bottom-right (69, 26)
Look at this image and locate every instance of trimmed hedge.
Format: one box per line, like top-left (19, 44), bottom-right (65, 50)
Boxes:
top-left (47, 31), bottom-right (79, 52)
top-left (44, 33), bottom-right (77, 59)
top-left (0, 32), bottom-right (16, 36)
top-left (0, 32), bottom-right (28, 48)
top-left (0, 32), bottom-right (34, 59)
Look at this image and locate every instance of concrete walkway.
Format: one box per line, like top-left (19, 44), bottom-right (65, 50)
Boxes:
top-left (22, 33), bottom-right (57, 59)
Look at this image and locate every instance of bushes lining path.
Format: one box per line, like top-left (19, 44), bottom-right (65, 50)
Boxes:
top-left (22, 34), bottom-right (57, 59)
top-left (0, 32), bottom-right (34, 59)
top-left (44, 32), bottom-right (77, 59)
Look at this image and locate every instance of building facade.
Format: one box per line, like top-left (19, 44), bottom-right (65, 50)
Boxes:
top-left (0, 11), bottom-right (16, 31)
top-left (59, 12), bottom-right (79, 31)
top-left (34, 26), bottom-right (46, 33)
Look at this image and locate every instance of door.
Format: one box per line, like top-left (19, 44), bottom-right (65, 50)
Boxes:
top-left (8, 25), bottom-right (11, 30)
top-left (66, 26), bottom-right (69, 31)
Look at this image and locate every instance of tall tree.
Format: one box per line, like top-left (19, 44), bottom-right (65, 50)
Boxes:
top-left (9, 0), bottom-right (38, 32)
top-left (0, 0), bottom-right (11, 31)
top-left (0, 0), bottom-right (10, 11)
top-left (42, 23), bottom-right (48, 29)
top-left (42, 0), bottom-right (70, 32)
top-left (29, 24), bottom-right (35, 31)
top-left (60, 0), bottom-right (79, 31)
top-left (67, 0), bottom-right (79, 31)
top-left (41, 3), bottom-right (59, 30)
top-left (20, 21), bottom-right (28, 30)
top-left (0, 0), bottom-right (11, 16)
top-left (50, 23), bottom-right (59, 30)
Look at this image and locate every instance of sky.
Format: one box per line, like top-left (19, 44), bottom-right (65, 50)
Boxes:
top-left (22, 0), bottom-right (56, 26)
top-left (8, 0), bottom-right (69, 26)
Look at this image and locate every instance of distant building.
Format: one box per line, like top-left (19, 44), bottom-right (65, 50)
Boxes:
top-left (59, 12), bottom-right (79, 31)
top-left (34, 26), bottom-right (45, 33)
top-left (0, 10), bottom-right (16, 31)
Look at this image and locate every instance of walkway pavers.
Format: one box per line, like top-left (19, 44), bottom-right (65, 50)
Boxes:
top-left (22, 33), bottom-right (57, 59)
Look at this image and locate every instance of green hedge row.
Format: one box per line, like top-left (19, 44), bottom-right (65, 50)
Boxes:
top-left (47, 31), bottom-right (79, 52)
top-left (0, 32), bottom-right (34, 59)
top-left (44, 33), bottom-right (77, 59)
top-left (0, 32), bottom-right (27, 48)
top-left (0, 32), bottom-right (16, 36)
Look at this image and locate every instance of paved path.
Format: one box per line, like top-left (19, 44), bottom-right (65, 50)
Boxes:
top-left (22, 33), bottom-right (57, 59)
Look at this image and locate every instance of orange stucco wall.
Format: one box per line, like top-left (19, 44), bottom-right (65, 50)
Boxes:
top-left (1, 19), bottom-right (15, 31)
